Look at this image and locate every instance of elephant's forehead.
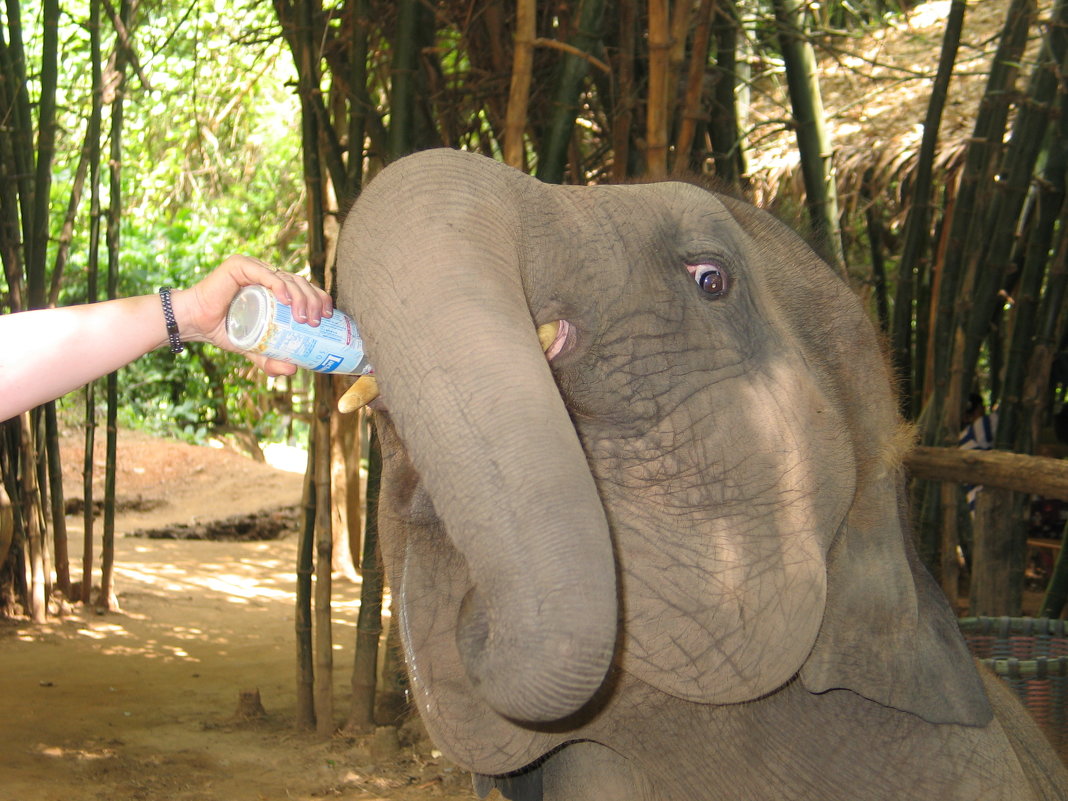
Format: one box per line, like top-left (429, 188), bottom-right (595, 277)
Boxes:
top-left (558, 181), bottom-right (736, 228)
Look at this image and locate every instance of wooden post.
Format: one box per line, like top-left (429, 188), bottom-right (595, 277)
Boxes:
top-left (905, 446), bottom-right (1068, 501)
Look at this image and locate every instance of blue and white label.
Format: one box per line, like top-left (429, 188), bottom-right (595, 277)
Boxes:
top-left (226, 285), bottom-right (374, 376)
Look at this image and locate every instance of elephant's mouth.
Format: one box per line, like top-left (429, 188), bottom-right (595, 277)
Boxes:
top-left (338, 319), bottom-right (572, 413)
top-left (537, 319), bottom-right (575, 361)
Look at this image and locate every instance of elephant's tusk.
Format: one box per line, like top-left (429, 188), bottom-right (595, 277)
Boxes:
top-left (338, 374), bottom-right (380, 413)
top-left (537, 321), bottom-right (560, 353)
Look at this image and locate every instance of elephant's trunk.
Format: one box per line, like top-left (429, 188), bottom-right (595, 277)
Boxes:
top-left (337, 151), bottom-right (618, 723)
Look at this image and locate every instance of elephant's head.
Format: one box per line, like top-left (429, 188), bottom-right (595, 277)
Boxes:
top-left (336, 149), bottom-right (989, 775)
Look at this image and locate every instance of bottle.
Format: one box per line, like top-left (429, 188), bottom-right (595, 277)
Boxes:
top-left (225, 285), bottom-right (373, 375)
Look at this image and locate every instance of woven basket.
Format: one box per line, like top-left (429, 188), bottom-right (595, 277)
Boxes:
top-left (959, 616), bottom-right (1068, 753)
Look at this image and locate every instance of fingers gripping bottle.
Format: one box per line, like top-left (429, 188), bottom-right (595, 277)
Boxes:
top-left (226, 285), bottom-right (373, 375)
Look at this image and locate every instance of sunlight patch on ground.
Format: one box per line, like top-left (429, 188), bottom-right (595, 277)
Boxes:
top-left (262, 442), bottom-right (309, 473)
top-left (36, 743), bottom-right (117, 761)
top-left (112, 558), bottom-right (363, 611)
top-left (77, 623), bottom-right (131, 640)
top-left (908, 0), bottom-right (951, 28)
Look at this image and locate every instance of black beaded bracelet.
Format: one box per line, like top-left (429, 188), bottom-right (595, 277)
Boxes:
top-left (158, 287), bottom-right (184, 354)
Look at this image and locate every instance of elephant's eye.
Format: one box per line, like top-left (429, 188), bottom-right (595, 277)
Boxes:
top-left (690, 263), bottom-right (730, 299)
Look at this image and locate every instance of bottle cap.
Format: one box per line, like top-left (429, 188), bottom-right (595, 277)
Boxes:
top-left (226, 286), bottom-right (270, 351)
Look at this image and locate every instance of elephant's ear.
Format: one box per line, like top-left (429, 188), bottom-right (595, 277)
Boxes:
top-left (799, 465), bottom-right (992, 726)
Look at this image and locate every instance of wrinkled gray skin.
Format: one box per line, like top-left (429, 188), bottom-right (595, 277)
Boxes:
top-left (337, 149), bottom-right (1068, 801)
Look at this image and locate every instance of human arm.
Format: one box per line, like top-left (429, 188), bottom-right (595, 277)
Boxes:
top-left (0, 255), bottom-right (332, 422)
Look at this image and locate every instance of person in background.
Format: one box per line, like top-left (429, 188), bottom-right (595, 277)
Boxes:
top-left (0, 254), bottom-right (332, 423)
top-left (959, 392), bottom-right (998, 451)
top-left (959, 392), bottom-right (999, 512)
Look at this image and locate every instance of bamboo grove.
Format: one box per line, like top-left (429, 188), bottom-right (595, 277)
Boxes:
top-left (4, 0), bottom-right (1068, 733)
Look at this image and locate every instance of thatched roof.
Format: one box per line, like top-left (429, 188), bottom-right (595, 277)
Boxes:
top-left (746, 0), bottom-right (1051, 224)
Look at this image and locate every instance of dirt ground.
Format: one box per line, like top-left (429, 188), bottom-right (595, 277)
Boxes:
top-left (0, 428), bottom-right (481, 801)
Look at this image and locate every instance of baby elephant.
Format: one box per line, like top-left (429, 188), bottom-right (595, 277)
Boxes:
top-left (336, 148), bottom-right (1068, 801)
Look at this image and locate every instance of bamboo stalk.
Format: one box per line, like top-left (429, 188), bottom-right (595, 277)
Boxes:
top-left (389, 0), bottom-right (421, 160)
top-left (346, 0), bottom-right (370, 191)
top-left (44, 404), bottom-right (68, 597)
top-left (99, 0), bottom-right (131, 613)
top-left (1039, 518), bottom-right (1068, 618)
top-left (673, 0), bottom-right (715, 174)
top-left (80, 383), bottom-right (95, 605)
top-left (47, 130), bottom-right (89, 306)
top-left (646, 0), bottom-right (671, 178)
top-left (956, 0), bottom-right (1068, 614)
top-left (290, 0), bottom-right (335, 735)
top-left (504, 0), bottom-right (535, 169)
top-left (344, 422), bottom-right (382, 733)
top-left (771, 0), bottom-right (845, 274)
top-left (998, 160), bottom-right (1067, 451)
top-left (0, 27), bottom-right (25, 311)
top-left (81, 0), bottom-right (103, 607)
top-left (536, 0), bottom-right (607, 183)
top-left (911, 0), bottom-right (1035, 582)
top-left (3, 0), bottom-right (38, 276)
top-left (962, 0), bottom-right (1068, 411)
top-left (99, 0), bottom-right (151, 92)
top-left (28, 0), bottom-right (58, 309)
top-left (18, 413), bottom-right (46, 622)
top-left (668, 0), bottom-right (690, 72)
top-left (610, 0), bottom-right (636, 182)
top-left (295, 434), bottom-right (316, 729)
top-left (313, 373), bottom-right (334, 736)
top-left (921, 0), bottom-right (1035, 444)
top-left (532, 37), bottom-right (611, 73)
top-left (1022, 208), bottom-right (1068, 450)
top-left (708, 1), bottom-right (744, 185)
top-left (891, 0), bottom-right (965, 416)
top-left (861, 168), bottom-right (889, 331)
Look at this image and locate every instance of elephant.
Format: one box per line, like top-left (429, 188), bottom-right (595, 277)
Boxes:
top-left (335, 148), bottom-right (1068, 800)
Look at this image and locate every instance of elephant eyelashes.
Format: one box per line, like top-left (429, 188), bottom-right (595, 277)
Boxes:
top-left (689, 263), bottom-right (730, 299)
